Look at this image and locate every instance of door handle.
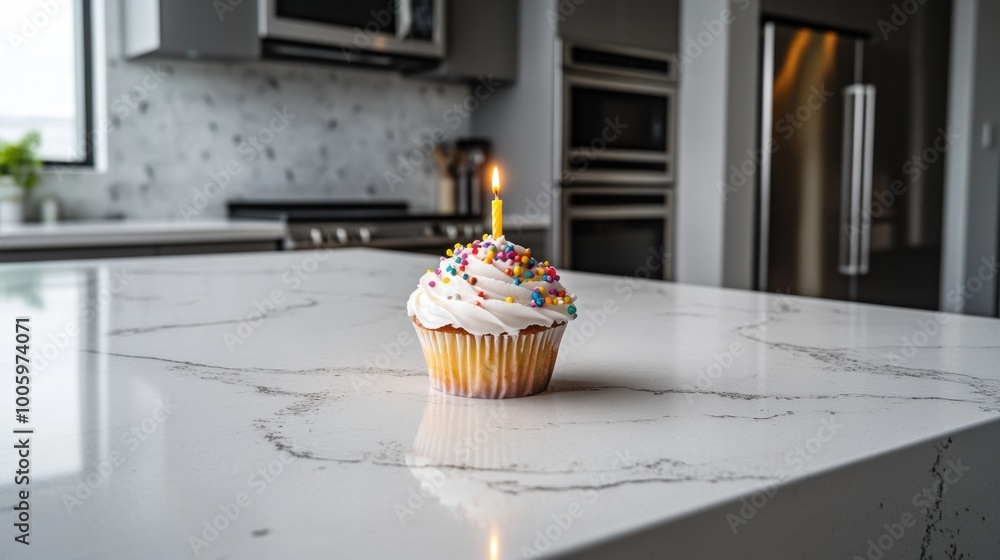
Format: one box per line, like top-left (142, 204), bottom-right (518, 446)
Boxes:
top-left (839, 84), bottom-right (875, 276)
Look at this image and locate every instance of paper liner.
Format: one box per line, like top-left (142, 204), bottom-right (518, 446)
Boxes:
top-left (412, 323), bottom-right (566, 398)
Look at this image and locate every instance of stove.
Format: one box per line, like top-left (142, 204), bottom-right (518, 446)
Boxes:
top-left (228, 200), bottom-right (486, 253)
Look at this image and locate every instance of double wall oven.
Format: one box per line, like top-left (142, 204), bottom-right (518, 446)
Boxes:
top-left (560, 43), bottom-right (676, 280)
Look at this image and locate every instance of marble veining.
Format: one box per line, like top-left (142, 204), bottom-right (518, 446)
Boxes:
top-left (0, 249), bottom-right (998, 559)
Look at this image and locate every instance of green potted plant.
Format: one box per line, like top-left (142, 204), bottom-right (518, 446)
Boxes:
top-left (0, 131), bottom-right (42, 225)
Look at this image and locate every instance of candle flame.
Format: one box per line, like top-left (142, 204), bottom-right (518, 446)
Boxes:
top-left (491, 166), bottom-right (500, 197)
top-left (489, 528), bottom-right (500, 560)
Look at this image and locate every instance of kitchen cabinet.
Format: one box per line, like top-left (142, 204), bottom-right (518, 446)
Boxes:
top-left (124, 0), bottom-right (517, 82)
top-left (762, 0), bottom-right (881, 35)
top-left (559, 0), bottom-right (678, 52)
top-left (0, 220), bottom-right (285, 263)
top-left (123, 0), bottom-right (259, 60)
top-left (420, 0), bottom-right (519, 83)
top-left (0, 241), bottom-right (278, 263)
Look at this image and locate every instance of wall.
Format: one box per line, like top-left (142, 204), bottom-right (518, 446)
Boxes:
top-left (675, 0), bottom-right (760, 287)
top-left (721, 0), bottom-right (762, 290)
top-left (30, 1), bottom-right (472, 220)
top-left (941, 0), bottom-right (1000, 317)
top-left (472, 0), bottom-right (557, 231)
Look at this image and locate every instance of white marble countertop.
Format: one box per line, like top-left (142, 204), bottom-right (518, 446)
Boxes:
top-left (0, 249), bottom-right (998, 559)
top-left (0, 219), bottom-right (286, 250)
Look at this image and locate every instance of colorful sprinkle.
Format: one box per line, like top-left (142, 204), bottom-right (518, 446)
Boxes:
top-left (567, 305), bottom-right (577, 314)
top-left (505, 296), bottom-right (514, 303)
top-left (428, 281), bottom-right (436, 287)
top-left (442, 277), bottom-right (450, 284)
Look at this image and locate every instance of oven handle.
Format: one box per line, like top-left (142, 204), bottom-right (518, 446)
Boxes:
top-left (566, 149), bottom-right (669, 163)
top-left (565, 207), bottom-right (669, 220)
top-left (563, 72), bottom-right (676, 95)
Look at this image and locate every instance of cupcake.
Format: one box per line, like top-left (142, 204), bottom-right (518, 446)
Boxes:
top-left (407, 235), bottom-right (577, 398)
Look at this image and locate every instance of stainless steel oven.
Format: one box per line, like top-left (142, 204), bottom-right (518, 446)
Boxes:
top-left (259, 0), bottom-right (445, 59)
top-left (561, 187), bottom-right (673, 280)
top-left (562, 43), bottom-right (676, 184)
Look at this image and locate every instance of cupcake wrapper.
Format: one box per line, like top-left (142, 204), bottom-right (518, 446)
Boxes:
top-left (413, 323), bottom-right (567, 399)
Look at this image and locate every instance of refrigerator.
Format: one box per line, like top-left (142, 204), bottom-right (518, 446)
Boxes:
top-left (757, 6), bottom-right (952, 310)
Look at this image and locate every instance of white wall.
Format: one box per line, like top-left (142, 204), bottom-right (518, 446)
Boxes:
top-left (675, 0), bottom-right (729, 286)
top-left (472, 0), bottom-right (557, 232)
top-left (941, 0), bottom-right (1000, 316)
top-left (676, 0), bottom-right (760, 287)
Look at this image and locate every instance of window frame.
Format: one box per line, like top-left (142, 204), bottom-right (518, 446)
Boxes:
top-left (41, 0), bottom-right (95, 168)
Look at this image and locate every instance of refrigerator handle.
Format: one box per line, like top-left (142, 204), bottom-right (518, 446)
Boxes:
top-left (839, 86), bottom-right (864, 276)
top-left (839, 84), bottom-right (875, 276)
top-left (858, 85), bottom-right (876, 275)
top-left (398, 0), bottom-right (414, 39)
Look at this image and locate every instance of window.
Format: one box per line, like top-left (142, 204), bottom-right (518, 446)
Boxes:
top-left (0, 0), bottom-right (93, 166)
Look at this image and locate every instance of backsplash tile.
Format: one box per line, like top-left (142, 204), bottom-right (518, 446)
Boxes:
top-left (35, 57), bottom-right (472, 220)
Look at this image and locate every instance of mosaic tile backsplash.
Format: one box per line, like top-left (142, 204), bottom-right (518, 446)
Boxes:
top-left (34, 57), bottom-right (472, 220)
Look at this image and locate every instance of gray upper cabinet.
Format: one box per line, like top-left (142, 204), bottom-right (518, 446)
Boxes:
top-left (123, 0), bottom-right (259, 60)
top-left (559, 0), bottom-right (678, 53)
top-left (762, 0), bottom-right (881, 34)
top-left (423, 0), bottom-right (519, 83)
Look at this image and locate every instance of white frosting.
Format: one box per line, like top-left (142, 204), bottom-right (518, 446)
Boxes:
top-left (407, 236), bottom-right (576, 336)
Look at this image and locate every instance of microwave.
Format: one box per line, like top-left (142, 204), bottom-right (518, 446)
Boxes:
top-left (562, 43), bottom-right (676, 184)
top-left (259, 0), bottom-right (445, 61)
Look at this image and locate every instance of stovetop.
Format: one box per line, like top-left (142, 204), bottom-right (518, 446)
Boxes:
top-left (227, 199), bottom-right (482, 223)
top-left (227, 200), bottom-right (486, 252)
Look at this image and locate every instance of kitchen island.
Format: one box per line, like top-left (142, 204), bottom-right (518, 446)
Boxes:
top-left (1, 248), bottom-right (998, 559)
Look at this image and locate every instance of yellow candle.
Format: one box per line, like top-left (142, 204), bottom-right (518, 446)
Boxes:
top-left (491, 166), bottom-right (502, 238)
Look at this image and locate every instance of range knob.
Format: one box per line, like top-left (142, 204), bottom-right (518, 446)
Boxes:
top-left (445, 225), bottom-right (459, 241)
top-left (334, 227), bottom-right (350, 245)
top-left (358, 227), bottom-right (372, 244)
top-left (309, 228), bottom-right (324, 246)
